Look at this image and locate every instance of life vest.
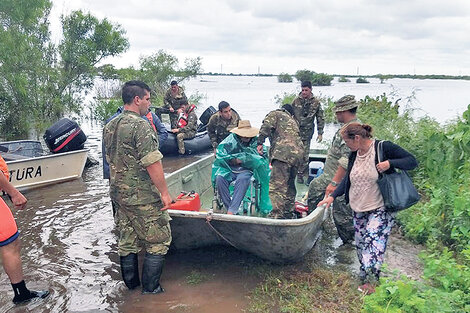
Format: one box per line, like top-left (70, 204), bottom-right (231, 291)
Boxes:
top-left (0, 155), bottom-right (19, 245)
top-left (177, 104), bottom-right (196, 128)
top-left (0, 155), bottom-right (9, 181)
top-left (145, 111), bottom-right (157, 132)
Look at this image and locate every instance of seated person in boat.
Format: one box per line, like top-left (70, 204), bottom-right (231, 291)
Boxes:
top-left (170, 101), bottom-right (198, 155)
top-left (212, 120), bottom-right (271, 215)
top-left (164, 80), bottom-right (188, 129)
top-left (207, 101), bottom-right (241, 153)
top-left (257, 104), bottom-right (303, 219)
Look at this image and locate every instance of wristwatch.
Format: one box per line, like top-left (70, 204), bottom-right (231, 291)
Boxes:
top-left (331, 181), bottom-right (338, 187)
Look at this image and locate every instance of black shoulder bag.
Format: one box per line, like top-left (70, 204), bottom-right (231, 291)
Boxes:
top-left (377, 141), bottom-right (420, 212)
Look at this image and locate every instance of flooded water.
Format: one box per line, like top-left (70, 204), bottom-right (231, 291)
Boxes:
top-left (0, 75), bottom-right (454, 312)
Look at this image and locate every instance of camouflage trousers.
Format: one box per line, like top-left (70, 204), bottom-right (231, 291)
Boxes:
top-left (307, 175), bottom-right (354, 244)
top-left (176, 132), bottom-right (195, 154)
top-left (298, 138), bottom-right (312, 177)
top-left (269, 159), bottom-right (298, 218)
top-left (115, 201), bottom-right (172, 256)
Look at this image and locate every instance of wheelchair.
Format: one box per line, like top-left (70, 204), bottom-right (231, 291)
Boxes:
top-left (212, 176), bottom-right (260, 216)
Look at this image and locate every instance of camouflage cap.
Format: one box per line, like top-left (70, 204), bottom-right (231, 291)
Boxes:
top-left (333, 95), bottom-right (359, 113)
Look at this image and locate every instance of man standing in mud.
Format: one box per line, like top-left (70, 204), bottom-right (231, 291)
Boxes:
top-left (257, 104), bottom-right (303, 219)
top-left (291, 81), bottom-right (325, 184)
top-left (308, 95), bottom-right (359, 244)
top-left (163, 80), bottom-right (188, 129)
top-left (207, 101), bottom-right (241, 153)
top-left (103, 80), bottom-right (173, 294)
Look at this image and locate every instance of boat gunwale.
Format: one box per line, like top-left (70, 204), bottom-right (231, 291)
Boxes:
top-left (5, 148), bottom-right (89, 165)
top-left (168, 204), bottom-right (328, 227)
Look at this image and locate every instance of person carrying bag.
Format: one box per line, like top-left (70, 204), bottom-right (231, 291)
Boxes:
top-left (318, 123), bottom-right (418, 294)
top-left (377, 141), bottom-right (420, 211)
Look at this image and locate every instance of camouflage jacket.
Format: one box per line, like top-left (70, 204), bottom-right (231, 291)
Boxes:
top-left (178, 110), bottom-right (198, 136)
top-left (207, 110), bottom-right (241, 148)
top-left (103, 110), bottom-right (163, 206)
top-left (163, 86), bottom-right (187, 110)
top-left (258, 109), bottom-right (303, 166)
top-left (323, 118), bottom-right (360, 180)
top-left (291, 94), bottom-right (325, 141)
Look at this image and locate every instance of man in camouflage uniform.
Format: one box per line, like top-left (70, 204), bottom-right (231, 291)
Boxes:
top-left (170, 101), bottom-right (198, 155)
top-left (257, 104), bottom-right (303, 219)
top-left (163, 80), bottom-right (188, 129)
top-left (207, 101), bottom-right (241, 153)
top-left (291, 81), bottom-right (325, 184)
top-left (103, 80), bottom-right (172, 294)
top-left (307, 95), bottom-right (360, 244)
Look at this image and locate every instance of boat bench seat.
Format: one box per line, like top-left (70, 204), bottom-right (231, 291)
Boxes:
top-left (1, 152), bottom-right (31, 161)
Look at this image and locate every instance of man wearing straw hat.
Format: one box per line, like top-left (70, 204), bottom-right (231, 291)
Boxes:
top-left (308, 95), bottom-right (360, 244)
top-left (212, 120), bottom-right (271, 215)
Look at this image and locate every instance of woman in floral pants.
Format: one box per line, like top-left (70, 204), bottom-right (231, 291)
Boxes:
top-left (319, 122), bottom-right (418, 294)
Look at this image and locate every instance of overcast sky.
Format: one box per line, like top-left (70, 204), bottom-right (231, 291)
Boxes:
top-left (50, 0), bottom-right (470, 76)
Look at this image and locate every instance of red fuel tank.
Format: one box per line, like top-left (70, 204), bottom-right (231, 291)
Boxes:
top-left (169, 191), bottom-right (201, 211)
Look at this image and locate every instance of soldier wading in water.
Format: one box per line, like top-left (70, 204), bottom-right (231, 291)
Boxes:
top-left (103, 80), bottom-right (173, 294)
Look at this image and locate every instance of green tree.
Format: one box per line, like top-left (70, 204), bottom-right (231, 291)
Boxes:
top-left (0, 1), bottom-right (128, 139)
top-left (56, 10), bottom-right (129, 117)
top-left (278, 73), bottom-right (293, 83)
top-left (137, 50), bottom-right (201, 99)
top-left (0, 0), bottom-right (54, 138)
top-left (311, 73), bottom-right (333, 86)
top-left (356, 77), bottom-right (369, 83)
top-left (92, 50), bottom-right (203, 121)
top-left (294, 69), bottom-right (315, 83)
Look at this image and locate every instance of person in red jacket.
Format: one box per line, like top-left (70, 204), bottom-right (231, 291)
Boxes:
top-left (0, 155), bottom-right (49, 304)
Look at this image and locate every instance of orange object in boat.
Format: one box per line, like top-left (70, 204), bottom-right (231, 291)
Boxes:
top-left (0, 197), bottom-right (19, 245)
top-left (169, 191), bottom-right (200, 211)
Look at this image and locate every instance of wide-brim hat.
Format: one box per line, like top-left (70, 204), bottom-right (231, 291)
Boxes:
top-left (333, 95), bottom-right (359, 113)
top-left (230, 120), bottom-right (259, 137)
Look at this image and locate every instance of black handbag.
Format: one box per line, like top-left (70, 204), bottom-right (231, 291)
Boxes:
top-left (377, 141), bottom-right (420, 212)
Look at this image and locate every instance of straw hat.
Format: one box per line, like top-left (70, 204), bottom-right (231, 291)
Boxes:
top-left (333, 95), bottom-right (359, 113)
top-left (230, 120), bottom-right (259, 137)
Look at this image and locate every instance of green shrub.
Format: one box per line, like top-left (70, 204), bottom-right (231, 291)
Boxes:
top-left (356, 77), bottom-right (369, 83)
top-left (278, 73), bottom-right (293, 83)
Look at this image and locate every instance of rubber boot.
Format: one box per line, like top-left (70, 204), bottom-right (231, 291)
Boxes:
top-left (12, 280), bottom-right (50, 304)
top-left (120, 253), bottom-right (140, 290)
top-left (141, 252), bottom-right (165, 294)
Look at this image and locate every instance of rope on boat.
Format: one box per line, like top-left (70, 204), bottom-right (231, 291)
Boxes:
top-left (205, 209), bottom-right (240, 249)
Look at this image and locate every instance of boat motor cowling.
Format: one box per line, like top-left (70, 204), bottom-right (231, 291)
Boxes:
top-left (43, 118), bottom-right (87, 154)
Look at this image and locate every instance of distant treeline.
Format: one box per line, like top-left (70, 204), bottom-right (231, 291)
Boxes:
top-left (203, 72), bottom-right (274, 77)
top-left (202, 72), bottom-right (470, 81)
top-left (339, 74), bottom-right (470, 81)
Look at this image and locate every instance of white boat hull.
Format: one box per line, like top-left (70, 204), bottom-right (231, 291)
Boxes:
top-left (5, 149), bottom-right (88, 190)
top-left (165, 154), bottom-right (328, 262)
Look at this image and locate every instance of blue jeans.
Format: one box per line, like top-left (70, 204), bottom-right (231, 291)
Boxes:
top-left (216, 171), bottom-right (252, 214)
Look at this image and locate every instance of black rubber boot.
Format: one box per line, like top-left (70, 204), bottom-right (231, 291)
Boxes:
top-left (120, 253), bottom-right (140, 290)
top-left (141, 253), bottom-right (165, 294)
top-left (12, 280), bottom-right (50, 304)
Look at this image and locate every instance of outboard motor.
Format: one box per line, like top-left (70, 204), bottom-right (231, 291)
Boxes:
top-left (197, 105), bottom-right (217, 132)
top-left (43, 118), bottom-right (87, 153)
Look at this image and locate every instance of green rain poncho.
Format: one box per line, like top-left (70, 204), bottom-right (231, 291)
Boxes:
top-left (211, 133), bottom-right (272, 214)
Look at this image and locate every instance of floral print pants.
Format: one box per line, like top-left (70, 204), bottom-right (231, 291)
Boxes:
top-left (353, 207), bottom-right (395, 283)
